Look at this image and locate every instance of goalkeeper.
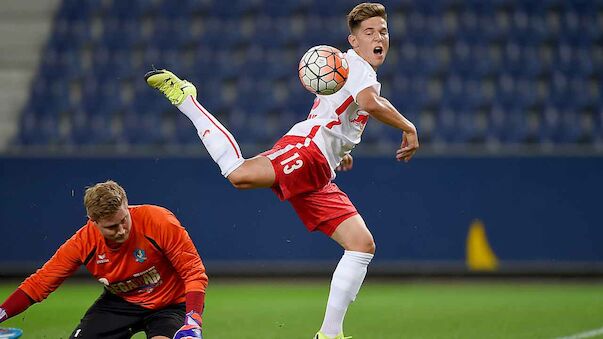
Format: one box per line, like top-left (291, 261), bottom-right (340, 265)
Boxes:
top-left (0, 180), bottom-right (207, 339)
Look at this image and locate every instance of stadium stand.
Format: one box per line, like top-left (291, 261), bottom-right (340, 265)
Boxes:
top-left (11, 0), bottom-right (603, 150)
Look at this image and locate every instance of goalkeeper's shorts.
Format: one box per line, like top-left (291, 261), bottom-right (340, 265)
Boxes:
top-left (69, 290), bottom-right (185, 339)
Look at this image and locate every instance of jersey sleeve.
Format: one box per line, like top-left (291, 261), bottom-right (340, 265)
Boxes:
top-left (19, 232), bottom-right (84, 302)
top-left (153, 207), bottom-right (208, 294)
top-left (345, 60), bottom-right (381, 101)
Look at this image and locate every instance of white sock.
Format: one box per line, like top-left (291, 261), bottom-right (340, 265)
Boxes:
top-left (177, 96), bottom-right (244, 177)
top-left (320, 250), bottom-right (373, 337)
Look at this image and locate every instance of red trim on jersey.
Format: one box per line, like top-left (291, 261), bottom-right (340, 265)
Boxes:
top-left (336, 95), bottom-right (354, 115)
top-left (306, 95), bottom-right (355, 135)
top-left (352, 114), bottom-right (369, 125)
top-left (307, 125), bottom-right (321, 139)
top-left (325, 120), bottom-right (342, 129)
top-left (325, 95), bottom-right (354, 129)
top-left (191, 97), bottom-right (241, 158)
top-left (311, 97), bottom-right (320, 110)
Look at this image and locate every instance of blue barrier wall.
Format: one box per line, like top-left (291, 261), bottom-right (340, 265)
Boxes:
top-left (1, 156), bottom-right (602, 273)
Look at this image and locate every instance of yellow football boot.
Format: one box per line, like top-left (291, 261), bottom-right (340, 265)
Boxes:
top-left (314, 331), bottom-right (350, 339)
top-left (144, 69), bottom-right (196, 106)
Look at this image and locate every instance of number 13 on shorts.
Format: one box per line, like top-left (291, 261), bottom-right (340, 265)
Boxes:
top-left (260, 135), bottom-right (333, 200)
top-left (281, 152), bottom-right (304, 174)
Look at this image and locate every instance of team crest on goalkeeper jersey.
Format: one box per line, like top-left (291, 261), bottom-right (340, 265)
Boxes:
top-left (134, 249), bottom-right (147, 263)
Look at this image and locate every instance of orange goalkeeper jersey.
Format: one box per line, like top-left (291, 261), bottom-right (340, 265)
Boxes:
top-left (19, 205), bottom-right (208, 310)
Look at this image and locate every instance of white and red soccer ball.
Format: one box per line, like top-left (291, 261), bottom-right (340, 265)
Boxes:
top-left (298, 45), bottom-right (349, 95)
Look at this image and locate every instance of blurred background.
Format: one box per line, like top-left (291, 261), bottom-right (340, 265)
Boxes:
top-left (1, 0), bottom-right (602, 278)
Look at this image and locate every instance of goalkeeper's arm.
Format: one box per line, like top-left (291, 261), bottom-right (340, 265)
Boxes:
top-left (0, 289), bottom-right (34, 323)
top-left (1, 236), bottom-right (82, 323)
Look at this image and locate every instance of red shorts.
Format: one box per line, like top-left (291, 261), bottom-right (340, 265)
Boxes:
top-left (261, 136), bottom-right (358, 236)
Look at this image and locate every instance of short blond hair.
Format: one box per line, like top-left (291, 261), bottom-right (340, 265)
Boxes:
top-left (84, 180), bottom-right (128, 221)
top-left (347, 3), bottom-right (387, 33)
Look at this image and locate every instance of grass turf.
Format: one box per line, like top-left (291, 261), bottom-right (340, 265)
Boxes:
top-left (1, 279), bottom-right (602, 338)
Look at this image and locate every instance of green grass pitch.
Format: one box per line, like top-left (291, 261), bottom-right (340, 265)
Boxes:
top-left (1, 279), bottom-right (603, 338)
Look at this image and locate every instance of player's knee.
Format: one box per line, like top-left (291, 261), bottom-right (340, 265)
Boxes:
top-left (360, 231), bottom-right (376, 254)
top-left (346, 236), bottom-right (376, 254)
top-left (363, 238), bottom-right (376, 254)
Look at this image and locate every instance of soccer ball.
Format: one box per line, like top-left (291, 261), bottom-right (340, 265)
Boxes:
top-left (298, 45), bottom-right (349, 95)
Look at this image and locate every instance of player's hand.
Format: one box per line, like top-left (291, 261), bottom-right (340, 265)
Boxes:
top-left (173, 311), bottom-right (203, 339)
top-left (336, 154), bottom-right (353, 171)
top-left (396, 129), bottom-right (419, 163)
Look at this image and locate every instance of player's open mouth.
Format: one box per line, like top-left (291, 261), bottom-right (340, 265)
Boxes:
top-left (373, 47), bottom-right (383, 55)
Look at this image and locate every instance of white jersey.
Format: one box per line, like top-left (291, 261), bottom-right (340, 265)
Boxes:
top-left (286, 49), bottom-right (381, 178)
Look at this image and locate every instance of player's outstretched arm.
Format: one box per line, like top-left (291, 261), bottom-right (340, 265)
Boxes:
top-left (356, 87), bottom-right (419, 162)
top-left (0, 289), bottom-right (33, 324)
top-left (0, 234), bottom-right (84, 325)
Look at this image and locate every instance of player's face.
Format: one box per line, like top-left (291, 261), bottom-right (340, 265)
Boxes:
top-left (94, 203), bottom-right (131, 245)
top-left (349, 16), bottom-right (389, 69)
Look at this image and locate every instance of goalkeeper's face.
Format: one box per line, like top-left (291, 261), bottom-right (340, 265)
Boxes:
top-left (94, 203), bottom-right (132, 244)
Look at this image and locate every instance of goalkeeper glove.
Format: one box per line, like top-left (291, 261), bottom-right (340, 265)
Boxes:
top-left (173, 311), bottom-right (203, 339)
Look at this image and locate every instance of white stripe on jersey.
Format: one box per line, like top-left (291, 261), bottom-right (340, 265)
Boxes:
top-left (265, 138), bottom-right (312, 161)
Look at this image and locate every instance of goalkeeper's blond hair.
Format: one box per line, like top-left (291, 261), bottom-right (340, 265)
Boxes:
top-left (84, 180), bottom-right (128, 221)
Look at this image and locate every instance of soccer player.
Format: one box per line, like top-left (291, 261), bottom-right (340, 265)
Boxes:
top-left (0, 180), bottom-right (207, 339)
top-left (146, 3), bottom-right (418, 339)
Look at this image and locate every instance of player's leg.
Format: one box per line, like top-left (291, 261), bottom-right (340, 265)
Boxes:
top-left (330, 214), bottom-right (376, 254)
top-left (143, 302), bottom-right (186, 339)
top-left (69, 292), bottom-right (144, 339)
top-left (316, 215), bottom-right (375, 338)
top-left (227, 156), bottom-right (276, 189)
top-left (288, 184), bottom-right (374, 338)
top-left (145, 69), bottom-right (275, 188)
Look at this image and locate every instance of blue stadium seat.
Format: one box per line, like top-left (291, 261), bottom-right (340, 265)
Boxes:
top-left (56, 0), bottom-right (102, 23)
top-left (14, 0), bottom-right (603, 149)
top-left (539, 103), bottom-right (564, 144)
top-left (99, 19), bottom-right (141, 52)
top-left (17, 107), bottom-right (60, 145)
top-left (70, 109), bottom-right (119, 146)
top-left (496, 103), bottom-right (530, 144)
top-left (595, 106), bottom-right (603, 145)
top-left (264, 1), bottom-right (303, 17)
top-left (121, 107), bottom-right (164, 145)
top-left (106, 0), bottom-right (156, 20)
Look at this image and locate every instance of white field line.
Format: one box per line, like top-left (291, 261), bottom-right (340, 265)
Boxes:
top-left (555, 326), bottom-right (603, 339)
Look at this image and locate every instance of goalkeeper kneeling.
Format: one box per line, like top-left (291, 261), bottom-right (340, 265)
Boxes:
top-left (0, 180), bottom-right (207, 339)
